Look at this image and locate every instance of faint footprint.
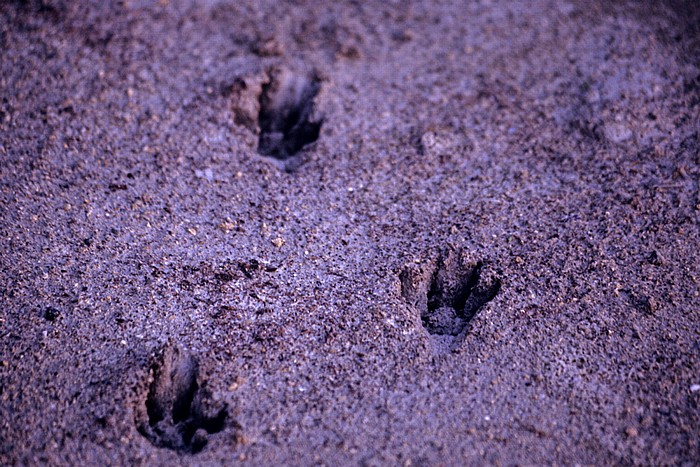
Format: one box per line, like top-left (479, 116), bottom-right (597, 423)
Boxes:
top-left (136, 344), bottom-right (227, 453)
top-left (400, 248), bottom-right (500, 352)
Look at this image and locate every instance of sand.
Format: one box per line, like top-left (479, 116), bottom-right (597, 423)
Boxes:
top-left (1, 0), bottom-right (699, 464)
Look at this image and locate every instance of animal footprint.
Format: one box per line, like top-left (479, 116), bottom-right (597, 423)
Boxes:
top-left (400, 248), bottom-right (500, 351)
top-left (229, 67), bottom-right (323, 170)
top-left (257, 67), bottom-right (322, 160)
top-left (136, 345), bottom-right (227, 453)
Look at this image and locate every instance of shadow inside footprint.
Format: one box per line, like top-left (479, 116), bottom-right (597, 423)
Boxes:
top-left (400, 248), bottom-right (501, 350)
top-left (257, 68), bottom-right (322, 160)
top-left (137, 345), bottom-right (227, 454)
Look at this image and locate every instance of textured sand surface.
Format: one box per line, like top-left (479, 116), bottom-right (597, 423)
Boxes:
top-left (1, 0), bottom-right (699, 464)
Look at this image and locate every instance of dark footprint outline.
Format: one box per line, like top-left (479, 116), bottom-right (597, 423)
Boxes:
top-left (136, 344), bottom-right (227, 454)
top-left (257, 67), bottom-right (323, 161)
top-left (400, 248), bottom-right (501, 349)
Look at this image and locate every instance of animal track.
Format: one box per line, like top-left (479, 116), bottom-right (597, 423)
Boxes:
top-left (229, 67), bottom-right (323, 169)
top-left (257, 68), bottom-right (322, 160)
top-left (136, 345), bottom-right (227, 454)
top-left (400, 248), bottom-right (500, 351)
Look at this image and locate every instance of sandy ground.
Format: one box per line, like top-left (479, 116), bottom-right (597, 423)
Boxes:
top-left (1, 0), bottom-right (699, 464)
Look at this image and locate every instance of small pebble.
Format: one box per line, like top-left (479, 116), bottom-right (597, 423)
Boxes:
top-left (254, 38), bottom-right (284, 57)
top-left (690, 384), bottom-right (700, 392)
top-left (195, 168), bottom-right (214, 181)
top-left (604, 121), bottom-right (633, 143)
top-left (219, 221), bottom-right (236, 233)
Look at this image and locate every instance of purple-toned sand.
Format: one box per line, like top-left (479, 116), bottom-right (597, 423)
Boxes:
top-left (1, 0), bottom-right (699, 464)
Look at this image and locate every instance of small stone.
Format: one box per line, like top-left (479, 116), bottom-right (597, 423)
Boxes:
top-left (419, 130), bottom-right (458, 155)
top-left (646, 297), bottom-right (657, 314)
top-left (187, 227), bottom-right (197, 236)
top-left (420, 131), bottom-right (438, 152)
top-left (637, 295), bottom-right (657, 315)
top-left (219, 221), bottom-right (236, 233)
top-left (604, 121), bottom-right (633, 143)
top-left (195, 168), bottom-right (214, 182)
top-left (271, 237), bottom-right (285, 248)
top-left (254, 38), bottom-right (284, 57)
top-left (690, 384), bottom-right (700, 392)
top-left (625, 427), bottom-right (639, 437)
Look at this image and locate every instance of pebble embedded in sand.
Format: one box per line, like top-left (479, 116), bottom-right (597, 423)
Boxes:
top-left (604, 121), bottom-right (633, 143)
top-left (218, 220), bottom-right (237, 233)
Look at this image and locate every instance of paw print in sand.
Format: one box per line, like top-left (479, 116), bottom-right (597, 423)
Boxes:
top-left (400, 248), bottom-right (501, 352)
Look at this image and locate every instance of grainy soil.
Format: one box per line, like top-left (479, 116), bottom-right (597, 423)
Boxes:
top-left (1, 0), bottom-right (699, 464)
